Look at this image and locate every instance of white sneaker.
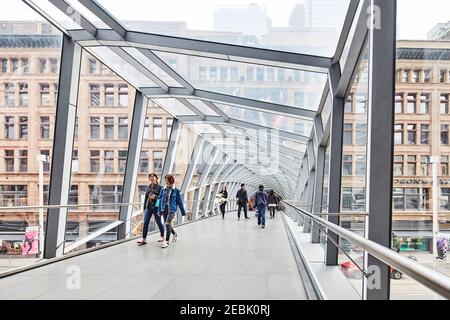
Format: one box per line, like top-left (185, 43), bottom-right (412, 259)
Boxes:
top-left (161, 241), bottom-right (169, 248)
top-left (172, 233), bottom-right (178, 242)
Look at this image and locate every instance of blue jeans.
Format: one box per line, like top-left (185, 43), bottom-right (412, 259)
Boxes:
top-left (142, 207), bottom-right (164, 238)
top-left (257, 205), bottom-right (266, 226)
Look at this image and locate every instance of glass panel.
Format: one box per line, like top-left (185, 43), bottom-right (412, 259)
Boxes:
top-left (153, 98), bottom-right (197, 116)
top-left (65, 0), bottom-right (111, 29)
top-left (187, 99), bottom-right (219, 116)
top-left (170, 124), bottom-right (200, 184)
top-left (87, 47), bottom-right (158, 88)
top-left (64, 51), bottom-right (136, 253)
top-left (339, 39), bottom-right (369, 298)
top-left (339, 0), bottom-right (364, 70)
top-left (22, 0), bottom-right (82, 31)
top-left (155, 51), bottom-right (328, 110)
top-left (218, 102), bottom-right (312, 136)
top-left (0, 5), bottom-right (62, 272)
top-left (122, 47), bottom-right (183, 87)
top-left (97, 0), bottom-right (351, 57)
top-left (391, 0), bottom-right (450, 300)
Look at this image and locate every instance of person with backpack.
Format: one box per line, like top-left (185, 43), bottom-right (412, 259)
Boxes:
top-left (236, 183), bottom-right (249, 220)
top-left (268, 190), bottom-right (278, 219)
top-left (253, 185), bottom-right (268, 228)
top-left (137, 173), bottom-right (164, 246)
top-left (158, 174), bottom-right (186, 248)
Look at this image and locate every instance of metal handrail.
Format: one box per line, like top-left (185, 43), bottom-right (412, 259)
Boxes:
top-left (0, 202), bottom-right (142, 211)
top-left (283, 201), bottom-right (450, 300)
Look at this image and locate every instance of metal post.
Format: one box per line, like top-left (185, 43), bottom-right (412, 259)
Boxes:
top-left (161, 118), bottom-right (181, 179)
top-left (364, 0), bottom-right (396, 300)
top-left (118, 92), bottom-right (148, 239)
top-left (431, 157), bottom-right (439, 258)
top-left (37, 154), bottom-right (48, 258)
top-left (312, 146), bottom-right (326, 243)
top-left (44, 35), bottom-right (81, 259)
top-left (326, 63), bottom-right (345, 266)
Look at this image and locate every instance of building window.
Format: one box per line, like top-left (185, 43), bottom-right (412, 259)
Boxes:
top-left (21, 58), bottom-right (29, 74)
top-left (104, 117), bottom-right (114, 140)
top-left (420, 124), bottom-right (429, 145)
top-left (199, 66), bottom-right (206, 81)
top-left (89, 58), bottom-right (97, 73)
top-left (118, 84), bottom-right (128, 107)
top-left (407, 124), bottom-right (416, 145)
top-left (153, 151), bottom-right (163, 173)
top-left (69, 185), bottom-right (79, 205)
top-left (153, 117), bottom-right (162, 140)
top-left (402, 69), bottom-right (409, 82)
top-left (139, 151), bottom-right (149, 173)
top-left (422, 188), bottom-right (430, 210)
top-left (230, 67), bottom-right (238, 81)
top-left (441, 188), bottom-right (450, 210)
top-left (394, 124), bottom-right (404, 145)
top-left (143, 117), bottom-right (149, 139)
top-left (50, 58), bottom-right (58, 73)
top-left (89, 185), bottom-right (122, 209)
top-left (440, 69), bottom-right (447, 83)
top-left (441, 94), bottom-right (449, 114)
top-left (1, 58), bottom-right (7, 72)
top-left (424, 69), bottom-right (432, 83)
top-left (267, 68), bottom-right (274, 81)
top-left (395, 94), bottom-right (403, 113)
top-left (355, 95), bottom-right (367, 113)
top-left (12, 58), bottom-right (18, 73)
top-left (4, 116), bottom-right (14, 139)
top-left (19, 116), bottom-right (27, 139)
top-left (393, 188), bottom-right (404, 210)
top-left (19, 150), bottom-right (27, 172)
top-left (343, 123), bottom-right (353, 145)
top-left (256, 67), bottom-right (264, 81)
top-left (104, 150), bottom-right (114, 173)
top-left (41, 150), bottom-right (50, 172)
top-left (355, 155), bottom-right (366, 176)
top-left (104, 84), bottom-right (114, 106)
top-left (421, 156), bottom-right (430, 176)
top-left (40, 116), bottom-right (50, 139)
top-left (39, 58), bottom-right (47, 73)
top-left (355, 123), bottom-right (366, 145)
top-left (405, 188), bottom-right (419, 210)
top-left (441, 124), bottom-right (449, 145)
top-left (343, 155), bottom-right (352, 176)
top-left (220, 67), bottom-right (228, 81)
top-left (90, 150), bottom-right (100, 173)
top-left (4, 150), bottom-right (14, 172)
top-left (0, 185), bottom-right (27, 207)
top-left (90, 84), bottom-right (100, 106)
top-left (277, 68), bottom-right (285, 82)
top-left (54, 83), bottom-right (58, 103)
top-left (90, 117), bottom-right (100, 139)
top-left (406, 94), bottom-right (416, 113)
top-left (4, 83), bottom-right (14, 106)
top-left (210, 66), bottom-right (217, 80)
top-left (39, 83), bottom-right (50, 106)
top-left (419, 94), bottom-right (430, 114)
top-left (119, 117), bottom-right (128, 140)
top-left (441, 156), bottom-right (449, 176)
top-left (407, 155), bottom-right (416, 176)
top-left (118, 150), bottom-right (127, 173)
top-left (246, 67), bottom-right (254, 81)
top-left (394, 155), bottom-right (403, 176)
top-left (412, 70), bottom-right (420, 83)
top-left (18, 83), bottom-right (28, 106)
top-left (166, 118), bottom-right (173, 139)
top-left (100, 63), bottom-right (108, 74)
top-left (74, 117), bottom-right (78, 141)
top-left (344, 95), bottom-right (353, 113)
top-left (72, 149), bottom-right (78, 173)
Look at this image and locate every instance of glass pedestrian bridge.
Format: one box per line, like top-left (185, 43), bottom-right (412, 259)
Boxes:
top-left (0, 0), bottom-right (450, 300)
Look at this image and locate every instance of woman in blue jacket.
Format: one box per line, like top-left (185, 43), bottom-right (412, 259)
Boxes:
top-left (158, 174), bottom-right (186, 248)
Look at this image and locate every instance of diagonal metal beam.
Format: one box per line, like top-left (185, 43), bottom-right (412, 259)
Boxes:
top-left (78, 0), bottom-right (127, 37)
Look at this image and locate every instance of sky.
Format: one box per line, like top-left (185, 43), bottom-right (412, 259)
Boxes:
top-left (1, 0), bottom-right (449, 40)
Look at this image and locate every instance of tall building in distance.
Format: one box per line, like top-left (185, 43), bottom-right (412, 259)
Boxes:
top-left (213, 3), bottom-right (271, 37)
top-left (304, 0), bottom-right (348, 29)
top-left (289, 4), bottom-right (307, 30)
top-left (427, 21), bottom-right (450, 40)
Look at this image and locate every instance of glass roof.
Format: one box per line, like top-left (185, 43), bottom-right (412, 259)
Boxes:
top-left (155, 50), bottom-right (328, 110)
top-left (97, 0), bottom-right (351, 58)
top-left (153, 98), bottom-right (197, 116)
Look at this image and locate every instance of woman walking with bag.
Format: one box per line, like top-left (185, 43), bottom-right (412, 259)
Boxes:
top-left (268, 190), bottom-right (278, 219)
top-left (137, 173), bottom-right (164, 245)
top-left (158, 174), bottom-right (186, 248)
top-left (218, 186), bottom-right (228, 219)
